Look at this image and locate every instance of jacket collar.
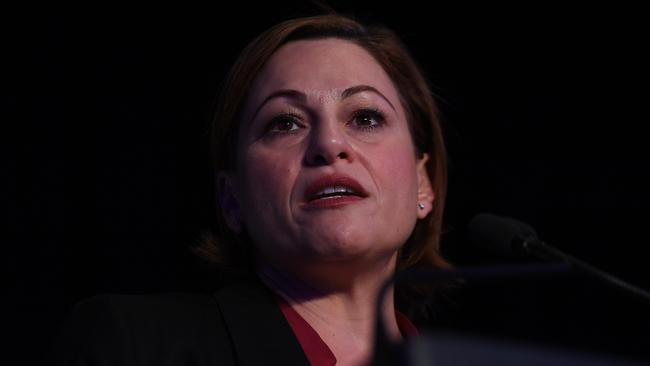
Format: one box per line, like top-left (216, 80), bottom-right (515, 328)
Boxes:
top-left (214, 276), bottom-right (310, 366)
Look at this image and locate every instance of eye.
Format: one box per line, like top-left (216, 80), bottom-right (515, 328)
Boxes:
top-left (350, 108), bottom-right (386, 131)
top-left (265, 114), bottom-right (302, 134)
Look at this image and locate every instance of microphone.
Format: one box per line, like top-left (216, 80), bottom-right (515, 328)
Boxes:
top-left (370, 213), bottom-right (650, 365)
top-left (468, 213), bottom-right (650, 302)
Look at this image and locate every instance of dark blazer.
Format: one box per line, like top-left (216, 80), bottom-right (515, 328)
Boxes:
top-left (49, 277), bottom-right (310, 366)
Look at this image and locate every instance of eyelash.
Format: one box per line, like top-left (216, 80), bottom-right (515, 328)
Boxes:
top-left (264, 113), bottom-right (304, 135)
top-left (350, 108), bottom-right (386, 131)
top-left (264, 108), bottom-right (386, 136)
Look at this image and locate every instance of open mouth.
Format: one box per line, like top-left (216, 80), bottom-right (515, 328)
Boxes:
top-left (304, 174), bottom-right (368, 207)
top-left (311, 186), bottom-right (363, 200)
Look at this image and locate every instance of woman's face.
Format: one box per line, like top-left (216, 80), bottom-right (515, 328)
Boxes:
top-left (222, 38), bottom-right (433, 267)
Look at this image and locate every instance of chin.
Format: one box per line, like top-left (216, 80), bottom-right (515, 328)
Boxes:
top-left (301, 228), bottom-right (401, 263)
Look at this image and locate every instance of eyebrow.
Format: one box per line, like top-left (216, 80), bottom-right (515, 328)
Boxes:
top-left (250, 84), bottom-right (396, 121)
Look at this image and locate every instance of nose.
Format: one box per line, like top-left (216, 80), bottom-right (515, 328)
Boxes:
top-left (304, 119), bottom-right (354, 166)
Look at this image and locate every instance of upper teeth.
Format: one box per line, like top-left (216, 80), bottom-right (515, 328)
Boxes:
top-left (315, 186), bottom-right (355, 197)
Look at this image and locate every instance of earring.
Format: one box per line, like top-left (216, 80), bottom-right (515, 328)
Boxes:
top-left (418, 202), bottom-right (425, 210)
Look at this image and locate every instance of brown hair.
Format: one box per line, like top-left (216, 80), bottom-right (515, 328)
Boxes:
top-left (195, 13), bottom-right (450, 288)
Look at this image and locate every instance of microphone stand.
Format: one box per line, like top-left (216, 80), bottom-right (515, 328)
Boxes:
top-left (370, 255), bottom-right (650, 366)
top-left (369, 262), bottom-right (572, 366)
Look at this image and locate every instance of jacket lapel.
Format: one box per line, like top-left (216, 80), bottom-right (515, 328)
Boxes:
top-left (214, 277), bottom-right (310, 366)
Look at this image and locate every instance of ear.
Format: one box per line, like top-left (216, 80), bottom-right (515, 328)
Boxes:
top-left (416, 153), bottom-right (435, 219)
top-left (217, 171), bottom-right (243, 233)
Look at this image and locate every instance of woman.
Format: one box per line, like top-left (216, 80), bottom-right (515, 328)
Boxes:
top-left (51, 13), bottom-right (449, 366)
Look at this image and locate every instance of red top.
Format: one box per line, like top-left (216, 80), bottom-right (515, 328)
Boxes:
top-left (276, 296), bottom-right (418, 366)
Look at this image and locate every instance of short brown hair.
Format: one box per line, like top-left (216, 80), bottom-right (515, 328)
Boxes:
top-left (195, 14), bottom-right (450, 287)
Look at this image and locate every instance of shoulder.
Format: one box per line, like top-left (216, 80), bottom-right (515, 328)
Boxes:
top-left (76, 292), bottom-right (223, 329)
top-left (49, 292), bottom-right (235, 366)
top-left (48, 280), bottom-right (309, 366)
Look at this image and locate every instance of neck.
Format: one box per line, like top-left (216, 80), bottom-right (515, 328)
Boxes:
top-left (256, 255), bottom-right (402, 366)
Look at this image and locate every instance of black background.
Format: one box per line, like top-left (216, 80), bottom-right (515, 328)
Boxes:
top-left (5, 2), bottom-right (649, 364)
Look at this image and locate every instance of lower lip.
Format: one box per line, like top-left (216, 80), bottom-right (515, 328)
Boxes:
top-left (303, 195), bottom-right (364, 209)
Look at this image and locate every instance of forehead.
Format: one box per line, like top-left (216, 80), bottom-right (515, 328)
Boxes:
top-left (245, 38), bottom-right (402, 110)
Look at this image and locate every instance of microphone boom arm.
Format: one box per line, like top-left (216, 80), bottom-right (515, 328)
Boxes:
top-left (524, 239), bottom-right (650, 303)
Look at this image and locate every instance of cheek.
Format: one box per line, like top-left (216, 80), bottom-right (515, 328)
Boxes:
top-left (373, 144), bottom-right (419, 206)
top-left (382, 147), bottom-right (421, 246)
top-left (240, 146), bottom-right (298, 220)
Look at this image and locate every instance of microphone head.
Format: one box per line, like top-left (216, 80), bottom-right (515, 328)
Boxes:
top-left (468, 213), bottom-right (539, 257)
